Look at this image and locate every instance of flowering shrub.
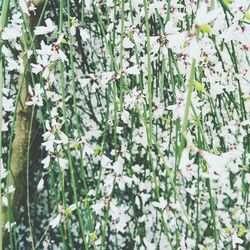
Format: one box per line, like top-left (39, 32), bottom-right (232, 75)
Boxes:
top-left (0, 0), bottom-right (250, 249)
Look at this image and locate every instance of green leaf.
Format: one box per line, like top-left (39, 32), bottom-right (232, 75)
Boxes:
top-left (194, 80), bottom-right (206, 93)
top-left (199, 24), bottom-right (212, 34)
top-left (94, 146), bottom-right (102, 156)
top-left (65, 208), bottom-right (73, 218)
top-left (243, 97), bottom-right (250, 101)
top-left (244, 11), bottom-right (250, 21)
top-left (61, 38), bottom-right (68, 44)
top-left (74, 143), bottom-right (79, 150)
top-left (89, 232), bottom-right (97, 245)
top-left (211, 147), bottom-right (220, 154)
top-left (237, 224), bottom-right (246, 237)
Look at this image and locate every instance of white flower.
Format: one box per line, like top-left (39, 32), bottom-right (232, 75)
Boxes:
top-left (179, 148), bottom-right (195, 181)
top-left (114, 164), bottom-right (132, 191)
top-left (2, 185), bottom-right (15, 207)
top-left (132, 164), bottom-right (142, 173)
top-left (57, 158), bottom-right (68, 170)
top-left (0, 160), bottom-right (7, 180)
top-left (121, 110), bottom-right (130, 124)
top-left (2, 97), bottom-right (14, 112)
top-left (80, 28), bottom-right (90, 42)
top-left (37, 40), bottom-right (53, 56)
top-left (42, 134), bottom-right (55, 152)
top-left (26, 84), bottom-right (44, 106)
top-left (82, 143), bottom-right (94, 157)
top-left (124, 88), bottom-right (140, 110)
top-left (199, 150), bottom-right (229, 177)
top-left (31, 55), bottom-right (50, 79)
top-left (91, 200), bottom-right (105, 215)
top-left (7, 185), bottom-right (15, 193)
top-left (2, 26), bottom-right (22, 40)
top-left (161, 20), bottom-right (186, 53)
top-left (34, 18), bottom-right (56, 35)
top-left (123, 37), bottom-right (134, 48)
top-left (4, 222), bottom-right (16, 232)
top-left (167, 90), bottom-right (186, 121)
top-left (41, 155), bottom-right (50, 169)
top-left (140, 193), bottom-right (151, 205)
top-left (31, 63), bottom-right (43, 75)
top-left (232, 232), bottom-right (243, 248)
top-left (28, 3), bottom-right (36, 12)
top-left (152, 197), bottom-right (168, 210)
top-left (99, 72), bottom-right (114, 86)
top-left (56, 131), bottom-right (68, 145)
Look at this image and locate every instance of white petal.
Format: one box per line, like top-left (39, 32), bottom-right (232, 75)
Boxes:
top-left (232, 234), bottom-right (243, 248)
top-left (19, 0), bottom-right (30, 16)
top-left (37, 178), bottom-right (44, 192)
top-left (34, 18), bottom-right (55, 35)
top-left (83, 143), bottom-right (94, 155)
top-left (245, 173), bottom-right (250, 184)
top-left (189, 39), bottom-right (200, 60)
top-left (126, 65), bottom-right (140, 75)
top-left (80, 28), bottom-right (90, 42)
top-left (59, 131), bottom-right (68, 144)
top-left (101, 155), bottom-right (112, 168)
top-left (200, 9), bottom-right (221, 25)
top-left (41, 155), bottom-right (50, 169)
top-left (49, 214), bottom-right (61, 229)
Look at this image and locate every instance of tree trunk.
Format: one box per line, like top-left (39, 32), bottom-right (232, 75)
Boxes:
top-left (1, 0), bottom-right (44, 246)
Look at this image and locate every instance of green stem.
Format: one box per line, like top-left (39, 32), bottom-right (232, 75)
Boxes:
top-left (26, 107), bottom-right (36, 249)
top-left (143, 0), bottom-right (153, 148)
top-left (181, 59), bottom-right (196, 139)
